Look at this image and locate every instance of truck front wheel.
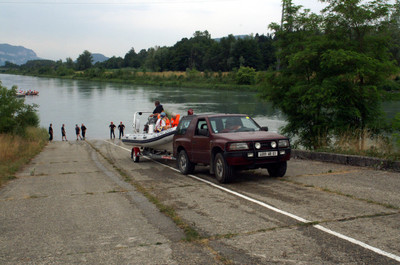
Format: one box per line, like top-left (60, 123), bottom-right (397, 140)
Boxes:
top-left (267, 161), bottom-right (287, 177)
top-left (214, 153), bottom-right (233, 183)
top-left (177, 150), bottom-right (195, 175)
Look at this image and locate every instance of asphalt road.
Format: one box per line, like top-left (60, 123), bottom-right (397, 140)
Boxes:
top-left (1, 140), bottom-right (399, 264)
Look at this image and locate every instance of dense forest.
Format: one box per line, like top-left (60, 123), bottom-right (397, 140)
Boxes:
top-left (1, 31), bottom-right (276, 73)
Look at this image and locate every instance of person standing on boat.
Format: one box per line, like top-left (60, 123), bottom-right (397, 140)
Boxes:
top-left (61, 124), bottom-right (67, 141)
top-left (118, 122), bottom-right (125, 139)
top-left (75, 124), bottom-right (82, 140)
top-left (151, 100), bottom-right (164, 116)
top-left (150, 100), bottom-right (164, 122)
top-left (49, 123), bottom-right (53, 142)
top-left (109, 122), bottom-right (116, 139)
top-left (81, 124), bottom-right (87, 139)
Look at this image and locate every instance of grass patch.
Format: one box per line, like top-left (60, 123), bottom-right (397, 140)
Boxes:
top-left (0, 127), bottom-right (48, 187)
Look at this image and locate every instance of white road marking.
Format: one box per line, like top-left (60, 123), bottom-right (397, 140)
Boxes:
top-left (104, 140), bottom-right (400, 262)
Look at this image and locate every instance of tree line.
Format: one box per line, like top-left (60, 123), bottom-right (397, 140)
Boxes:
top-left (2, 31), bottom-right (276, 74)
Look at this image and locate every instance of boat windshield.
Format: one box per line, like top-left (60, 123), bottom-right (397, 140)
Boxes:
top-left (209, 116), bottom-right (261, 134)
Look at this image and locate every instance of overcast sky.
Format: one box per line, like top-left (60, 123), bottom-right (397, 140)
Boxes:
top-left (1, 0), bottom-right (328, 61)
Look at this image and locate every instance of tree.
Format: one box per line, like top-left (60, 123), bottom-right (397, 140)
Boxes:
top-left (231, 36), bottom-right (263, 69)
top-left (76, 50), bottom-right (93, 70)
top-left (124, 48), bottom-right (141, 68)
top-left (103, 56), bottom-right (124, 69)
top-left (389, 0), bottom-right (400, 65)
top-left (0, 82), bottom-right (39, 134)
top-left (261, 0), bottom-right (398, 150)
top-left (65, 57), bottom-right (74, 69)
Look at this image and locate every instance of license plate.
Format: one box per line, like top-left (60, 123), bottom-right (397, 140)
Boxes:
top-left (258, 151), bottom-right (278, 157)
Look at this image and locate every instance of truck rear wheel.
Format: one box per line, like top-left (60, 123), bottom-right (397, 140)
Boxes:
top-left (177, 150), bottom-right (195, 174)
top-left (214, 153), bottom-right (233, 183)
top-left (267, 161), bottom-right (287, 177)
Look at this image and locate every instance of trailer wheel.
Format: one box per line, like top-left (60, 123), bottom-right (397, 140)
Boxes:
top-left (177, 150), bottom-right (195, 174)
top-left (132, 147), bottom-right (140, 163)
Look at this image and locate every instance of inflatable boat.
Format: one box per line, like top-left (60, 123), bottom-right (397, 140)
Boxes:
top-left (122, 127), bottom-right (177, 152)
top-left (121, 111), bottom-right (177, 152)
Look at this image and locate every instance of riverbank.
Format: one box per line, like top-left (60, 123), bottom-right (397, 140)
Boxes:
top-left (0, 127), bottom-right (48, 187)
top-left (0, 69), bottom-right (259, 91)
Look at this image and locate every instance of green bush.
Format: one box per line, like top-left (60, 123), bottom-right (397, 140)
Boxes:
top-left (235, 66), bottom-right (256, 85)
top-left (0, 82), bottom-right (40, 135)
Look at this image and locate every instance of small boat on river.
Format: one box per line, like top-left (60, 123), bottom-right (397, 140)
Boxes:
top-left (16, 90), bottom-right (39, 96)
top-left (16, 91), bottom-right (26, 97)
top-left (25, 90), bottom-right (39, 96)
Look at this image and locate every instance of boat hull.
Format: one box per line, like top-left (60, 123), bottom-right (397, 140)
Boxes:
top-left (122, 127), bottom-right (176, 152)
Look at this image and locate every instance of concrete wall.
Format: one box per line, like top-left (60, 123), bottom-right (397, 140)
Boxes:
top-left (292, 150), bottom-right (400, 172)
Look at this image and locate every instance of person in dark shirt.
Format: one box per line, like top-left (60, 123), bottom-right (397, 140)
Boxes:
top-left (154, 100), bottom-right (164, 114)
top-left (81, 124), bottom-right (87, 139)
top-left (61, 124), bottom-right (67, 141)
top-left (48, 123), bottom-right (53, 142)
top-left (118, 122), bottom-right (125, 139)
top-left (109, 122), bottom-right (116, 139)
top-left (151, 100), bottom-right (164, 117)
top-left (75, 124), bottom-right (82, 140)
top-left (148, 100), bottom-right (164, 125)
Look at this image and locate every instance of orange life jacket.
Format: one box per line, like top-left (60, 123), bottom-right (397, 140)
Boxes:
top-left (171, 114), bottom-right (180, 127)
top-left (164, 117), bottom-right (170, 126)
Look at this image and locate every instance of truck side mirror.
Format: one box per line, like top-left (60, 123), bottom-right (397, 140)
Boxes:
top-left (261, 126), bottom-right (269, 131)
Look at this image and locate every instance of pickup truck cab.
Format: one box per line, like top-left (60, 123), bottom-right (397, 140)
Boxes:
top-left (173, 114), bottom-right (291, 183)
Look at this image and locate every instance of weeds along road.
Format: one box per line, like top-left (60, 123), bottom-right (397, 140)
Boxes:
top-left (1, 140), bottom-right (400, 264)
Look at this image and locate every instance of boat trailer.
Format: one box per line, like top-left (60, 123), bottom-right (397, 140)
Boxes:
top-left (131, 147), bottom-right (176, 163)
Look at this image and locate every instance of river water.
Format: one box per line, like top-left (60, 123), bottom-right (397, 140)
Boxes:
top-left (1, 74), bottom-right (288, 139)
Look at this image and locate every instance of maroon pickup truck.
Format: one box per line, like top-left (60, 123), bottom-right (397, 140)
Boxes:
top-left (173, 114), bottom-right (291, 183)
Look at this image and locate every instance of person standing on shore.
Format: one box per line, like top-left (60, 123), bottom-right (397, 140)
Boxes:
top-left (75, 124), bottom-right (82, 140)
top-left (61, 124), bottom-right (67, 141)
top-left (118, 122), bottom-right (125, 139)
top-left (109, 122), bottom-right (116, 139)
top-left (81, 124), bottom-right (87, 139)
top-left (48, 123), bottom-right (53, 142)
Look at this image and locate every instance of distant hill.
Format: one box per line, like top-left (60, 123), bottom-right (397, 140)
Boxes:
top-left (0, 44), bottom-right (41, 66)
top-left (92, 53), bottom-right (109, 64)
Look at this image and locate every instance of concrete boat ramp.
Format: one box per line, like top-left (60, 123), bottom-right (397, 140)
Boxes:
top-left (1, 140), bottom-right (399, 264)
